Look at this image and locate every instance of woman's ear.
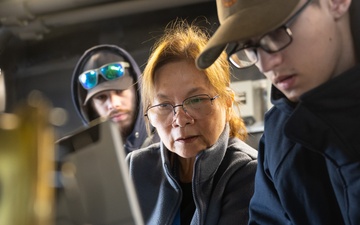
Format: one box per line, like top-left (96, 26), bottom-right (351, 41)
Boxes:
top-left (224, 88), bottom-right (235, 122)
top-left (226, 88), bottom-right (235, 108)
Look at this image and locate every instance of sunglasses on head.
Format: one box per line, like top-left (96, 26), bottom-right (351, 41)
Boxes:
top-left (78, 61), bottom-right (130, 90)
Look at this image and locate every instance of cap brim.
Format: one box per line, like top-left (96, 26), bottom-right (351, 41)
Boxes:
top-left (196, 0), bottom-right (300, 69)
top-left (84, 74), bottom-right (133, 105)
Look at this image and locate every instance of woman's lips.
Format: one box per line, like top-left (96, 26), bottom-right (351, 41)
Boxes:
top-left (176, 136), bottom-right (197, 143)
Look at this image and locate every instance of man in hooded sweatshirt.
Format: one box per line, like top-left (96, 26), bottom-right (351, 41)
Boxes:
top-left (55, 44), bottom-right (159, 224)
top-left (71, 44), bottom-right (159, 153)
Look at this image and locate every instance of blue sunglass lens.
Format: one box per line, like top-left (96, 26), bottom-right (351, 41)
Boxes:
top-left (100, 63), bottom-right (125, 80)
top-left (79, 71), bottom-right (97, 89)
top-left (79, 63), bottom-right (127, 90)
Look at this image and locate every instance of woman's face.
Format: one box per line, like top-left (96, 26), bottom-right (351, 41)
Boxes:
top-left (150, 60), bottom-right (227, 159)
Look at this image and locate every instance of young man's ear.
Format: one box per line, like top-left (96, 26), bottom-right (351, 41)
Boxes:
top-left (329, 0), bottom-right (352, 18)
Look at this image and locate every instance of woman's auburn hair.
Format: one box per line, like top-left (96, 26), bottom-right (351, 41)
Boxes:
top-left (142, 19), bottom-right (247, 140)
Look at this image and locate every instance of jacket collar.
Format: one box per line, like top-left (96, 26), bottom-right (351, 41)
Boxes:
top-left (160, 123), bottom-right (230, 183)
top-left (271, 65), bottom-right (360, 112)
top-left (282, 65), bottom-right (360, 159)
top-left (300, 64), bottom-right (360, 110)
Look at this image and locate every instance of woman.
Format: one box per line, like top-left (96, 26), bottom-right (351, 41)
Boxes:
top-left (126, 20), bottom-right (257, 225)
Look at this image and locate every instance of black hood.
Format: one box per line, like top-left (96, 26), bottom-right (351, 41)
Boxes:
top-left (71, 44), bottom-right (150, 153)
top-left (72, 44), bottom-right (142, 124)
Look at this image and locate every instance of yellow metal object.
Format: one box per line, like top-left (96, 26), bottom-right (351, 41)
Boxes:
top-left (0, 91), bottom-right (55, 225)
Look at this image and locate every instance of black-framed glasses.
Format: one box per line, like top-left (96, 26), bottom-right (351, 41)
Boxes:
top-left (78, 61), bottom-right (130, 90)
top-left (228, 0), bottom-right (312, 69)
top-left (145, 94), bottom-right (219, 126)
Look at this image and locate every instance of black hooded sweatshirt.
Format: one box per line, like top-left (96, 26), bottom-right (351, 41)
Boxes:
top-left (71, 44), bottom-right (158, 153)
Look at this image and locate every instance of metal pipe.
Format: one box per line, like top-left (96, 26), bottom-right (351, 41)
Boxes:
top-left (42, 0), bottom-right (211, 27)
top-left (0, 0), bottom-right (116, 18)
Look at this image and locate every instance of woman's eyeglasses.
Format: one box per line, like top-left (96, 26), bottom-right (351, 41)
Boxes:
top-left (78, 62), bottom-right (130, 90)
top-left (228, 0), bottom-right (312, 69)
top-left (145, 94), bottom-right (219, 126)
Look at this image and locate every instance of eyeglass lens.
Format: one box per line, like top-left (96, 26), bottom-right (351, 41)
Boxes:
top-left (146, 95), bottom-right (217, 126)
top-left (230, 27), bottom-right (292, 68)
top-left (229, 0), bottom-right (312, 69)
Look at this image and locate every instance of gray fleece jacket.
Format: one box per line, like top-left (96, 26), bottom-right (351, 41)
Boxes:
top-left (126, 124), bottom-right (257, 225)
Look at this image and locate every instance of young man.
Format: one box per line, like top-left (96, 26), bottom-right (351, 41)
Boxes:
top-left (72, 44), bottom-right (159, 153)
top-left (55, 45), bottom-right (159, 224)
top-left (196, 0), bottom-right (359, 224)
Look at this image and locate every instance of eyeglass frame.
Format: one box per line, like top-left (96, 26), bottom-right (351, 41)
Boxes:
top-left (144, 94), bottom-right (220, 122)
top-left (228, 0), bottom-right (313, 68)
top-left (78, 61), bottom-right (130, 90)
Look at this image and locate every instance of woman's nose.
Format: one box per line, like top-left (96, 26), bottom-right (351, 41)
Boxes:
top-left (172, 107), bottom-right (194, 128)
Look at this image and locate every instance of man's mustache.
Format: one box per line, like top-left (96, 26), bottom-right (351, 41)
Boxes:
top-left (108, 109), bottom-right (130, 117)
